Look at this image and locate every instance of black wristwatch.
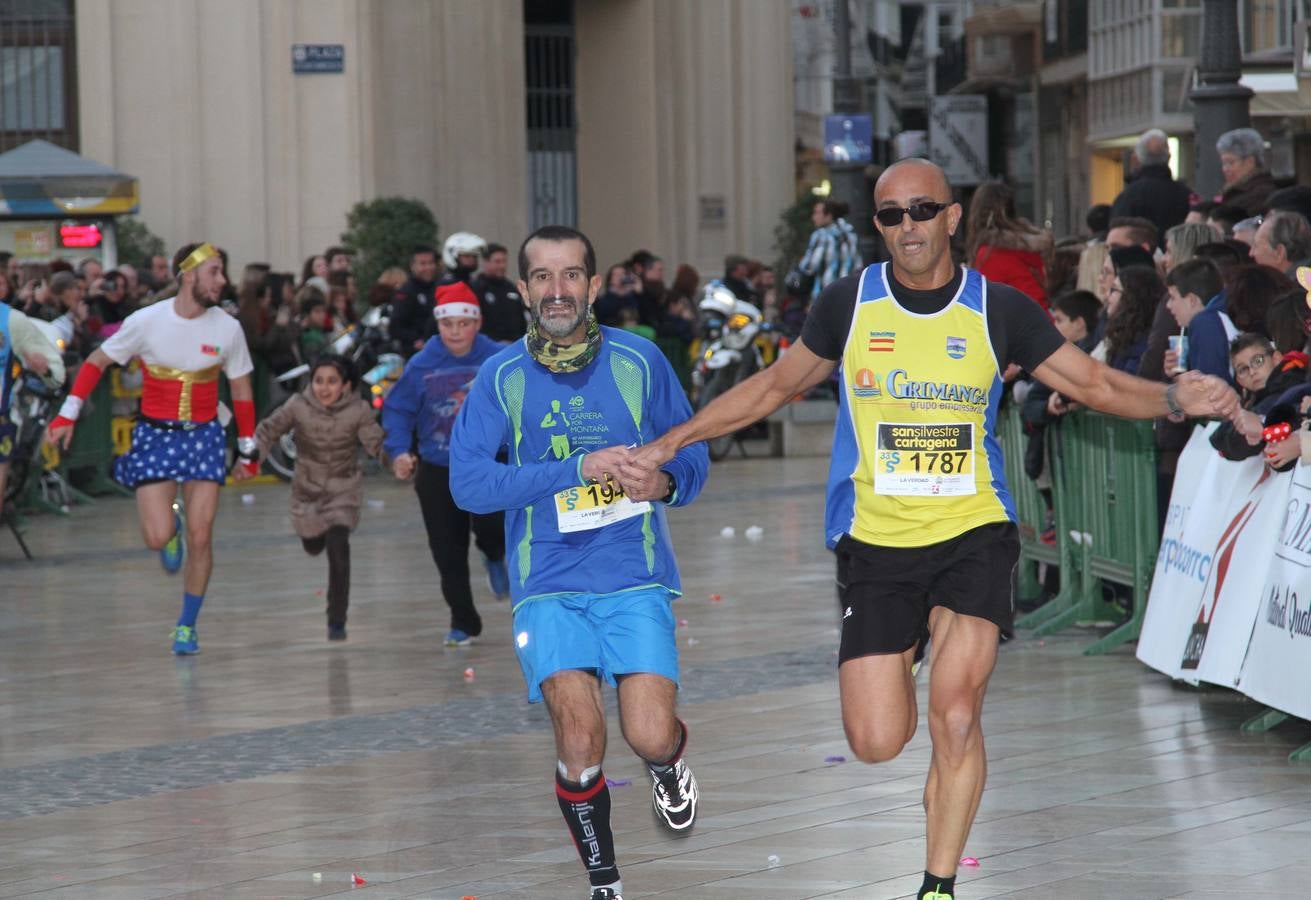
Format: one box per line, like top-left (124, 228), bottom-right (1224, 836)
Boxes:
top-left (660, 470), bottom-right (677, 503)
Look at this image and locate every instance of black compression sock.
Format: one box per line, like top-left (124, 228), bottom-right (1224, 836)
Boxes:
top-left (556, 770), bottom-right (619, 888)
top-left (918, 871), bottom-right (956, 898)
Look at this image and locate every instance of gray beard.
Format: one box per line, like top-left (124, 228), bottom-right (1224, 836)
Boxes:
top-left (532, 297), bottom-right (586, 339)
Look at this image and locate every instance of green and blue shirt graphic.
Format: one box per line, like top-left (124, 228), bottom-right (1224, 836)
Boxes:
top-left (449, 327), bottom-right (709, 606)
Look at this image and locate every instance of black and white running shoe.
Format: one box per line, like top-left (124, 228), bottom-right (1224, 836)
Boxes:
top-left (589, 887), bottom-right (623, 900)
top-left (650, 758), bottom-right (699, 832)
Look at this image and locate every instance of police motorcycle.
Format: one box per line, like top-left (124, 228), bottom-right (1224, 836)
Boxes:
top-left (692, 280), bottom-right (770, 461)
top-left (263, 305), bottom-right (403, 481)
top-left (3, 320), bottom-right (69, 557)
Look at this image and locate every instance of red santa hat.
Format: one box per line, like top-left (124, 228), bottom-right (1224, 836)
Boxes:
top-left (433, 281), bottom-right (481, 320)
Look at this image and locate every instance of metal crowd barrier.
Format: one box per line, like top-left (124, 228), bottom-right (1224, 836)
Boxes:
top-left (1000, 403), bottom-right (1159, 654)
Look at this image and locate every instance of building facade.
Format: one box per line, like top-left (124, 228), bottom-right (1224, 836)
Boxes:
top-left (1, 0), bottom-right (793, 279)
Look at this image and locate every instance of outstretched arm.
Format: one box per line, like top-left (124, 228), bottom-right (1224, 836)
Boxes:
top-left (632, 339), bottom-right (837, 470)
top-left (1031, 343), bottom-right (1240, 422)
top-left (45, 347), bottom-right (115, 448)
top-left (255, 396), bottom-right (300, 458)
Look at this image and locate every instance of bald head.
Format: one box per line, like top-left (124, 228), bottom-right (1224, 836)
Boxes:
top-left (875, 158), bottom-right (952, 203)
top-left (871, 158), bottom-right (961, 288)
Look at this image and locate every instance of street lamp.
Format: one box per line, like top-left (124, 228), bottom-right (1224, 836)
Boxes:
top-left (1189, 0), bottom-right (1253, 198)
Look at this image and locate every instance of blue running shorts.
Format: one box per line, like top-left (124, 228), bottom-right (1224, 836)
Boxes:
top-left (512, 587), bottom-right (679, 703)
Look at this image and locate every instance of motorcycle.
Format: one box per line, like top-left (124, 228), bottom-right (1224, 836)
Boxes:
top-left (3, 336), bottom-right (72, 557)
top-left (692, 281), bottom-right (770, 461)
top-left (262, 306), bottom-right (404, 481)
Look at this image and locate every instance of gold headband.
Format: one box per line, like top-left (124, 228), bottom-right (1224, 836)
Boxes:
top-left (178, 243), bottom-right (219, 274)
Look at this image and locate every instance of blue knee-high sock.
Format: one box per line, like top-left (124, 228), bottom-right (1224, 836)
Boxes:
top-left (177, 592), bottom-right (204, 627)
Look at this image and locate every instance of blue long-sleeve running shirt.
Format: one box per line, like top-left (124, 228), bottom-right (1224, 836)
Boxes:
top-left (382, 334), bottom-right (503, 466)
top-left (449, 327), bottom-right (709, 606)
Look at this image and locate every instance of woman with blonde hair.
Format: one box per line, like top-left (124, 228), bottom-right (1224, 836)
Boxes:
top-left (1163, 222), bottom-right (1222, 272)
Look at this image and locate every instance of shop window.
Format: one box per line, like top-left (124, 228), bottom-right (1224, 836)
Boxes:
top-left (0, 0), bottom-right (76, 151)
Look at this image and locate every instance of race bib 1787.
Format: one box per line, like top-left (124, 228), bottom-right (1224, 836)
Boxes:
top-left (874, 422), bottom-right (976, 496)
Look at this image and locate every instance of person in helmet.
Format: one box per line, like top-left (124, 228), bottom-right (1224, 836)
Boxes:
top-left (391, 244), bottom-right (441, 357)
top-left (442, 232), bottom-right (487, 286)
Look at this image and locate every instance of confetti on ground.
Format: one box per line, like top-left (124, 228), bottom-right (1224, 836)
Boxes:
top-left (767, 853), bottom-right (781, 867)
top-left (824, 755), bottom-right (847, 764)
top-left (720, 526), bottom-right (735, 538)
top-left (463, 668), bottom-right (475, 680)
top-left (312, 873), bottom-right (322, 883)
top-left (960, 856), bottom-right (980, 867)
top-left (605, 777), bottom-right (631, 787)
top-left (678, 618), bottom-right (689, 627)
top-left (709, 593), bottom-right (722, 603)
top-left (352, 872), bottom-right (368, 885)
top-left (687, 637), bottom-right (700, 646)
top-left (745, 525), bottom-right (764, 541)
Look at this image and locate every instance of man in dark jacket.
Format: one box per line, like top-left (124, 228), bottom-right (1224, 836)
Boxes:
top-left (390, 245), bottom-right (440, 356)
top-left (472, 242), bottom-right (526, 343)
top-left (721, 254), bottom-right (759, 305)
top-left (1111, 129), bottom-right (1194, 249)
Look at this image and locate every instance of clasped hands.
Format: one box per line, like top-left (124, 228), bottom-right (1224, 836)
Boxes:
top-left (583, 443), bottom-right (674, 502)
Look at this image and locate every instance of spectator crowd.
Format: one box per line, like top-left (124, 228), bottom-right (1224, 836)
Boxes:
top-left (0, 231), bottom-right (813, 412)
top-left (963, 127), bottom-right (1311, 569)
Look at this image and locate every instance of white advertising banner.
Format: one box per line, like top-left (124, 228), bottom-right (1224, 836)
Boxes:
top-left (1236, 465), bottom-right (1311, 719)
top-left (1187, 461), bottom-right (1291, 687)
top-left (1138, 426), bottom-right (1232, 680)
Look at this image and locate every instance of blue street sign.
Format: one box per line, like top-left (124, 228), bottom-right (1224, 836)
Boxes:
top-left (824, 114), bottom-right (873, 164)
top-left (292, 44), bottom-right (345, 75)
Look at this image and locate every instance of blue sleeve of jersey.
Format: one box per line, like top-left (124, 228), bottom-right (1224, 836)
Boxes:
top-left (449, 364), bottom-right (587, 514)
top-left (1188, 314), bottom-right (1233, 383)
top-left (647, 352), bottom-right (709, 507)
top-left (381, 364), bottom-right (421, 461)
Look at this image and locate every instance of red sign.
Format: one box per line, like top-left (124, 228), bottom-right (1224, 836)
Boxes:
top-left (59, 223), bottom-right (102, 248)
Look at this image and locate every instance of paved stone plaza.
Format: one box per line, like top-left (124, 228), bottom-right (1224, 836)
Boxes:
top-left (3, 454), bottom-right (1311, 899)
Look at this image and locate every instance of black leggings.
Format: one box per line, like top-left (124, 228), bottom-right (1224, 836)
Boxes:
top-left (302, 525), bottom-right (350, 627)
top-left (414, 461), bottom-right (505, 636)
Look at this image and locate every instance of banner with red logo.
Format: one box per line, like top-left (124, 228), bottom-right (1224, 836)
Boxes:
top-left (1137, 426), bottom-right (1231, 682)
top-left (1235, 465), bottom-right (1311, 719)
top-left (1186, 462), bottom-right (1290, 687)
top-left (1137, 427), bottom-right (1293, 686)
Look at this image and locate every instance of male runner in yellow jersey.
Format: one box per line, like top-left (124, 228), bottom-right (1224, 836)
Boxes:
top-left (625, 159), bottom-right (1242, 900)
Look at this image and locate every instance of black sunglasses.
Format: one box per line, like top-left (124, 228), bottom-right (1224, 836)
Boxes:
top-left (875, 201), bottom-right (951, 227)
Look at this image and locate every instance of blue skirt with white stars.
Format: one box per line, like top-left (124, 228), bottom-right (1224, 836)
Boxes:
top-left (113, 418), bottom-right (227, 487)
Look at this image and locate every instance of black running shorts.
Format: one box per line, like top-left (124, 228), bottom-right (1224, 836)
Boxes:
top-left (835, 522), bottom-right (1019, 664)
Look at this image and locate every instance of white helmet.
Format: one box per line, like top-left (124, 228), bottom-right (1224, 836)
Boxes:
top-left (443, 232), bottom-right (487, 270)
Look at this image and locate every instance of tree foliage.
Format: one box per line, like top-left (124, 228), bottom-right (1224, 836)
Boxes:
top-left (114, 216), bottom-right (166, 268)
top-left (773, 190), bottom-right (819, 277)
top-left (340, 197), bottom-right (439, 290)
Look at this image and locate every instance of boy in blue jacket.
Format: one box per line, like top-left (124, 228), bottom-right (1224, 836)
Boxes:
top-left (383, 281), bottom-right (508, 646)
top-left (449, 226), bottom-right (709, 900)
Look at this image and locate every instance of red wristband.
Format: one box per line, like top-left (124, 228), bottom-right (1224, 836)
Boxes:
top-left (70, 360), bottom-right (104, 401)
top-left (55, 360), bottom-right (105, 422)
top-left (234, 398), bottom-right (256, 438)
